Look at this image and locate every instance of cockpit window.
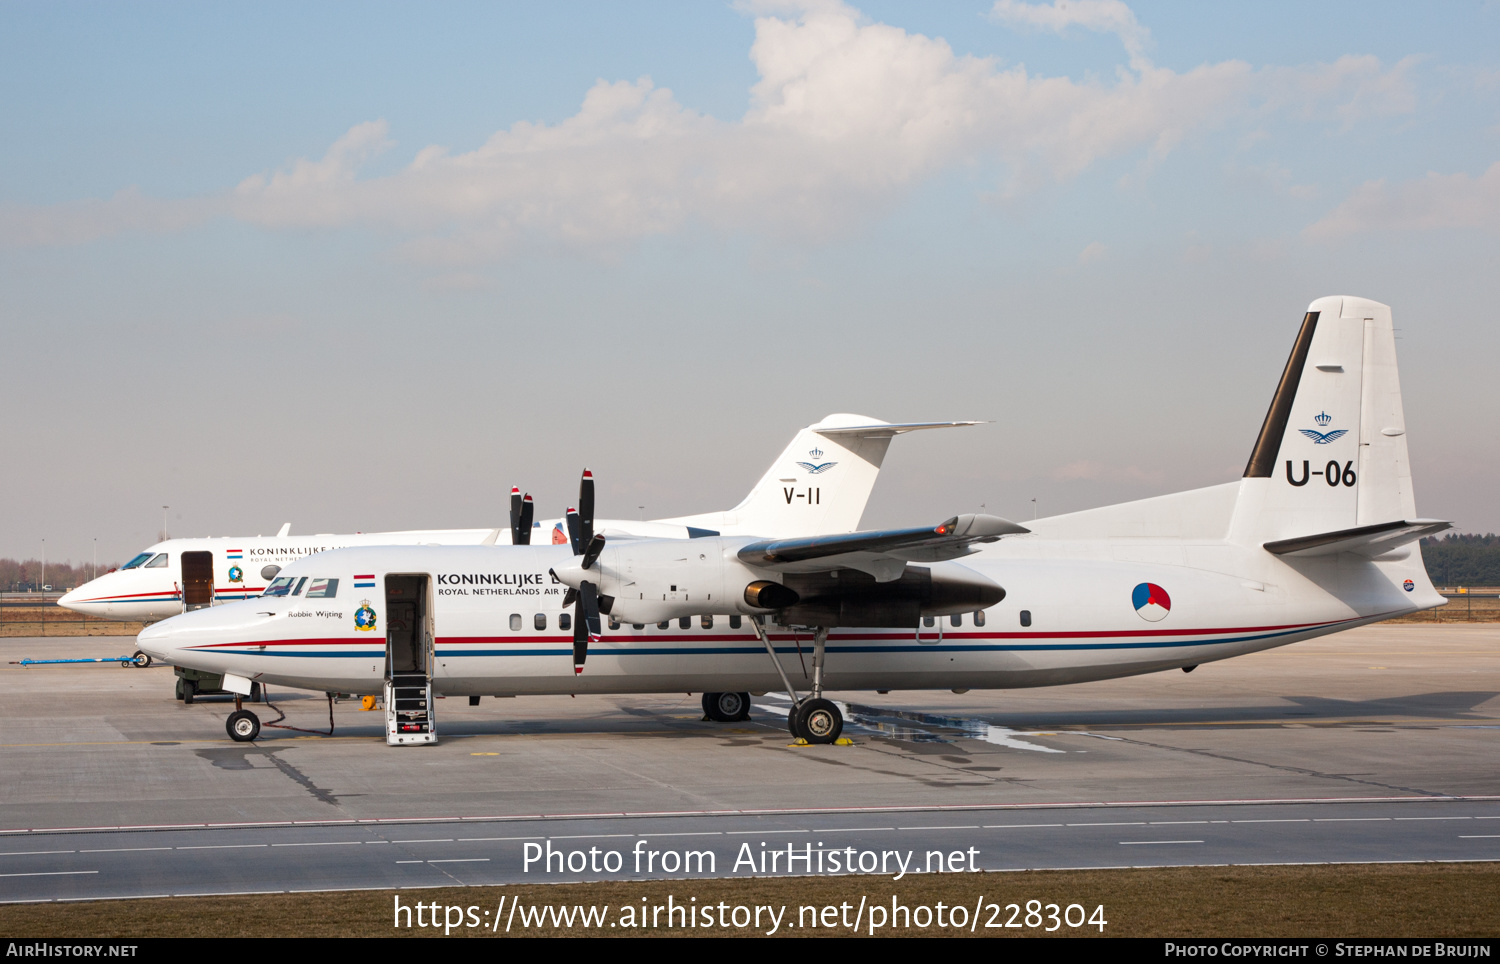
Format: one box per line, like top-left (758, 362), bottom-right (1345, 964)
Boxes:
top-left (262, 576), bottom-right (295, 597)
top-left (289, 576), bottom-right (308, 596)
top-left (143, 553), bottom-right (168, 569)
top-left (305, 578), bottom-right (338, 599)
top-left (121, 552), bottom-right (154, 570)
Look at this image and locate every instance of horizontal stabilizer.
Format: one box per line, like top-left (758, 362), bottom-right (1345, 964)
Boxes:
top-left (739, 514), bottom-right (1028, 581)
top-left (813, 420), bottom-right (985, 439)
top-left (1263, 519), bottom-right (1451, 558)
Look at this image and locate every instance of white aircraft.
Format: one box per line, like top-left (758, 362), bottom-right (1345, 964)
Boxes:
top-left (60, 414), bottom-right (970, 624)
top-left (137, 296), bottom-right (1449, 748)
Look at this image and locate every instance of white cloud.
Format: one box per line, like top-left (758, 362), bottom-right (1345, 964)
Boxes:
top-left (0, 1), bottom-right (1420, 262)
top-left (990, 0), bottom-right (1150, 62)
top-left (1305, 161), bottom-right (1500, 238)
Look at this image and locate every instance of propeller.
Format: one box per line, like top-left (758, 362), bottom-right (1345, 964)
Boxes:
top-left (509, 487), bottom-right (534, 545)
top-left (561, 470), bottom-right (605, 675)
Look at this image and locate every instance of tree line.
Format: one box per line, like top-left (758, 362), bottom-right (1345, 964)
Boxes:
top-left (0, 558), bottom-right (119, 592)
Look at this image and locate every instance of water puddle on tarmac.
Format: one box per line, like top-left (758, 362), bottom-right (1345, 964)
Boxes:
top-left (755, 695), bottom-right (1064, 753)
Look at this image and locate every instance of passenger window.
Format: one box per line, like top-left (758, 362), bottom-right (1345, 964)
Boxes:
top-left (290, 577), bottom-right (308, 596)
top-left (509, 614), bottom-right (522, 631)
top-left (1020, 610), bottom-right (1032, 627)
top-left (262, 577), bottom-right (295, 597)
top-left (305, 578), bottom-right (338, 599)
top-left (974, 610), bottom-right (986, 627)
top-left (122, 552), bottom-right (154, 570)
top-left (144, 553), bottom-right (168, 569)
top-left (701, 615), bottom-right (713, 630)
top-left (609, 617), bottom-right (620, 630)
top-left (534, 613), bottom-right (547, 631)
top-left (559, 613), bottom-right (572, 631)
top-left (729, 615), bottom-right (742, 629)
top-left (657, 621), bottom-right (670, 630)
top-left (632, 623), bottom-right (645, 630)
top-left (950, 613), bottom-right (962, 627)
top-left (923, 616), bottom-right (935, 628)
top-left (679, 616), bottom-right (691, 630)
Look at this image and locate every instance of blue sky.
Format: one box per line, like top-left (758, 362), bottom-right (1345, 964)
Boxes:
top-left (2, 1), bottom-right (1497, 564)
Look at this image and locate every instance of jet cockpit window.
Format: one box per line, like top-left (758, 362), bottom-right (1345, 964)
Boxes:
top-left (263, 576), bottom-right (295, 597)
top-left (305, 578), bottom-right (338, 599)
top-left (121, 552), bottom-right (154, 570)
top-left (143, 553), bottom-right (168, 569)
top-left (289, 577), bottom-right (308, 596)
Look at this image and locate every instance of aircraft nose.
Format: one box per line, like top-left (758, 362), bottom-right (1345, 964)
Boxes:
top-left (135, 620), bottom-right (179, 662)
top-left (56, 585), bottom-right (100, 615)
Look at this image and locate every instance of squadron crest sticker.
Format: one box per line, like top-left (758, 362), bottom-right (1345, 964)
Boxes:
top-left (354, 600), bottom-right (378, 632)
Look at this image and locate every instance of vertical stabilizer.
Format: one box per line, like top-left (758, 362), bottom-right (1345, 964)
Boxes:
top-left (660, 415), bottom-right (981, 538)
top-left (1234, 296), bottom-right (1417, 545)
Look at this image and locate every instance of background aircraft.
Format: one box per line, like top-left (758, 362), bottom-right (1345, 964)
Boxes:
top-left (138, 296), bottom-right (1448, 746)
top-left (61, 414), bottom-right (977, 624)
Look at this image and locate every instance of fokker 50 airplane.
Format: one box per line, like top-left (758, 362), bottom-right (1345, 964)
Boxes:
top-left (138, 297), bottom-right (1450, 748)
top-left (61, 414), bottom-right (971, 624)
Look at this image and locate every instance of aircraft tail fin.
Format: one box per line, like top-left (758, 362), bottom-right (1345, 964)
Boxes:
top-left (1233, 296), bottom-right (1432, 547)
top-left (660, 415), bottom-right (981, 538)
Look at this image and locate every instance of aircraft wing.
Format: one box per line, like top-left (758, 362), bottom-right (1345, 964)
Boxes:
top-left (1262, 519), bottom-right (1451, 558)
top-left (737, 514), bottom-right (1028, 582)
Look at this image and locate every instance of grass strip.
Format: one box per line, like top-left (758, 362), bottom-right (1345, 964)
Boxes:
top-left (2, 862), bottom-right (1497, 938)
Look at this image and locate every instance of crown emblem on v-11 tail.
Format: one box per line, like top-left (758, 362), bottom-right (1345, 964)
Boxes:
top-left (797, 448), bottom-right (837, 474)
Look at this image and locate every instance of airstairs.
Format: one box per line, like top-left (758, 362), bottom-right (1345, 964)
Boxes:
top-left (385, 672), bottom-right (437, 745)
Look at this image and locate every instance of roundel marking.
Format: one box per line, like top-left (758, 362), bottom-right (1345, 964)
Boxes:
top-left (1403, 579), bottom-right (1415, 593)
top-left (1132, 582), bottom-right (1171, 622)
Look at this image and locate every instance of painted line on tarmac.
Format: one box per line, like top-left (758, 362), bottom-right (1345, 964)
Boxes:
top-left (3, 795), bottom-right (1497, 837)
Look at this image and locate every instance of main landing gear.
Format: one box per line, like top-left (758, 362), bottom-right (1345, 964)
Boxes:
top-left (749, 619), bottom-right (844, 744)
top-left (702, 691), bottom-right (752, 722)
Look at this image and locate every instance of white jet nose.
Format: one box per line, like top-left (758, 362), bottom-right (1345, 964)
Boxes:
top-left (56, 585), bottom-right (102, 615)
top-left (135, 619), bottom-right (180, 662)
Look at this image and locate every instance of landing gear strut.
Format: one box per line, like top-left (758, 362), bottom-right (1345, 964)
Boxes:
top-left (749, 618), bottom-right (843, 744)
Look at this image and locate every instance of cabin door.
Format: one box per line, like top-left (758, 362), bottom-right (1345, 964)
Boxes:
top-left (181, 551), bottom-right (214, 611)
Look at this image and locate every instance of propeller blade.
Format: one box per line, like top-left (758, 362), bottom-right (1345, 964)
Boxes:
top-left (509, 487), bottom-right (523, 545)
top-left (573, 580), bottom-right (602, 675)
top-left (518, 493), bottom-right (533, 545)
top-left (578, 469), bottom-right (595, 546)
top-left (581, 533), bottom-right (606, 571)
top-left (564, 508), bottom-right (583, 555)
top-left (562, 587), bottom-right (577, 607)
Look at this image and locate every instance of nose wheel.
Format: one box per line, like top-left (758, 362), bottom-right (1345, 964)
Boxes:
top-left (226, 709), bottom-right (260, 742)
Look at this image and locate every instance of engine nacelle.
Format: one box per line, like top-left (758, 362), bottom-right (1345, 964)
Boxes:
top-left (551, 536), bottom-right (1003, 627)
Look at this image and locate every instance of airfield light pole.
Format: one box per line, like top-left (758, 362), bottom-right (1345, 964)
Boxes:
top-left (162, 506), bottom-right (169, 543)
top-left (40, 539), bottom-right (45, 591)
top-left (1031, 498), bottom-right (1037, 520)
top-left (93, 538), bottom-right (97, 580)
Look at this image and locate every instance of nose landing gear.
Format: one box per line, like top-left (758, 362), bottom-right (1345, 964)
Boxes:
top-left (226, 710), bottom-right (260, 742)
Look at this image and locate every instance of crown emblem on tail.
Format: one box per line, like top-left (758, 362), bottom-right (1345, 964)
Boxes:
top-left (1314, 411), bottom-right (1332, 425)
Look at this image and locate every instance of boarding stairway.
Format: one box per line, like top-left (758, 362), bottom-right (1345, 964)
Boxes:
top-left (385, 672), bottom-right (437, 746)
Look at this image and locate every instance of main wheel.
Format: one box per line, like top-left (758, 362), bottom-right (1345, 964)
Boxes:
top-left (175, 678), bottom-right (184, 701)
top-left (701, 692), bottom-right (723, 721)
top-left (798, 698), bottom-right (842, 744)
top-left (249, 681), bottom-right (262, 703)
top-left (712, 691), bottom-right (750, 722)
top-left (182, 679), bottom-right (197, 705)
top-left (132, 651), bottom-right (152, 668)
top-left (226, 710), bottom-right (260, 743)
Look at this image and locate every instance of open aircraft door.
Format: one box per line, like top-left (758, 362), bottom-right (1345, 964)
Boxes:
top-left (383, 574), bottom-right (436, 746)
top-left (180, 551), bottom-right (214, 612)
